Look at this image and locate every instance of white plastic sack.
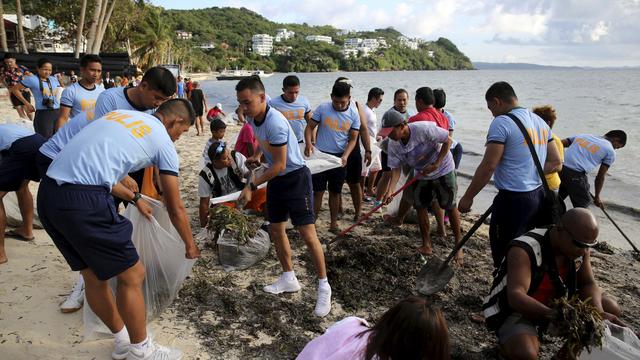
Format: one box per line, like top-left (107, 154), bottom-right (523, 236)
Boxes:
top-left (217, 228), bottom-right (270, 272)
top-left (360, 137), bottom-right (382, 176)
top-left (385, 167), bottom-right (417, 223)
top-left (580, 321), bottom-right (640, 359)
top-left (83, 197), bottom-right (196, 340)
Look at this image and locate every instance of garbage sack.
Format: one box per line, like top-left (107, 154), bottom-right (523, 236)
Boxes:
top-left (580, 321), bottom-right (640, 359)
top-left (83, 197), bottom-right (196, 340)
top-left (360, 137), bottom-right (382, 176)
top-left (4, 191), bottom-right (42, 229)
top-left (217, 228), bottom-right (270, 272)
top-left (385, 167), bottom-right (417, 223)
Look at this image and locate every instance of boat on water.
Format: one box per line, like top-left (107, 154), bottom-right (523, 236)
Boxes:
top-left (216, 69), bottom-right (273, 80)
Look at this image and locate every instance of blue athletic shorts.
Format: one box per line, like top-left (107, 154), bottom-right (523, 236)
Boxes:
top-left (35, 150), bottom-right (53, 178)
top-left (0, 134), bottom-right (46, 191)
top-left (311, 152), bottom-right (346, 193)
top-left (267, 166), bottom-right (315, 226)
top-left (37, 177), bottom-right (138, 280)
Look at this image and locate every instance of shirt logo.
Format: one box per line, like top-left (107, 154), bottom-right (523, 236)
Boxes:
top-left (323, 117), bottom-right (351, 133)
top-left (279, 109), bottom-right (305, 121)
top-left (103, 111), bottom-right (151, 138)
top-left (524, 128), bottom-right (549, 146)
top-left (574, 138), bottom-right (601, 154)
top-left (81, 99), bottom-right (97, 120)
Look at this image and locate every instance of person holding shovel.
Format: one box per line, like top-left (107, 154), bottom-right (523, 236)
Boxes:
top-left (380, 110), bottom-right (464, 264)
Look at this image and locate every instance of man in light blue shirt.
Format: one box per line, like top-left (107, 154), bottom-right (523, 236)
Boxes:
top-left (305, 82), bottom-right (360, 233)
top-left (235, 76), bottom-right (332, 318)
top-left (268, 75), bottom-right (312, 143)
top-left (0, 124), bottom-right (46, 264)
top-left (560, 131), bottom-right (626, 208)
top-left (459, 82), bottom-right (562, 267)
top-left (56, 54), bottom-right (104, 129)
top-left (38, 100), bottom-right (199, 360)
top-left (176, 76), bottom-right (185, 98)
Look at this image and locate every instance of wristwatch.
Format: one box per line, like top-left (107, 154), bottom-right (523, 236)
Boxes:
top-left (249, 182), bottom-right (258, 191)
top-left (131, 192), bottom-right (142, 204)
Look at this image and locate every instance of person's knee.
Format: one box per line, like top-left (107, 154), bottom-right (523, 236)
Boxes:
top-left (117, 262), bottom-right (145, 287)
top-left (603, 294), bottom-right (622, 317)
top-left (502, 337), bottom-right (539, 360)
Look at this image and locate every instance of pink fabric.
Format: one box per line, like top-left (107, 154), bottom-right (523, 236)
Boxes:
top-left (234, 122), bottom-right (259, 158)
top-left (296, 317), bottom-right (371, 360)
top-left (408, 107), bottom-right (450, 130)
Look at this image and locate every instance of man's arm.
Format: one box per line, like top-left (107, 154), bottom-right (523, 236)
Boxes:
top-left (159, 174), bottom-right (200, 259)
top-left (506, 247), bottom-right (555, 320)
top-left (458, 143), bottom-right (504, 212)
top-left (202, 92), bottom-right (208, 113)
top-left (577, 251), bottom-right (604, 313)
top-left (304, 119), bottom-right (319, 156)
top-left (10, 83), bottom-right (35, 113)
top-left (341, 129), bottom-right (360, 166)
top-left (238, 144), bottom-right (287, 205)
top-left (544, 140), bottom-right (562, 174)
top-left (593, 164), bottom-right (609, 208)
top-left (355, 102), bottom-right (372, 166)
top-left (56, 106), bottom-right (72, 130)
top-left (383, 167), bottom-right (402, 204)
top-left (199, 197), bottom-right (210, 228)
top-left (561, 138), bottom-right (571, 147)
top-left (421, 136), bottom-right (452, 175)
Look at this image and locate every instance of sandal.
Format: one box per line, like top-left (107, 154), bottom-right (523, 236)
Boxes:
top-left (4, 230), bottom-right (34, 241)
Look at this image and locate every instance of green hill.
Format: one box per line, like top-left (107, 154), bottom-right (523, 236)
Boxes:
top-left (160, 7), bottom-right (473, 72)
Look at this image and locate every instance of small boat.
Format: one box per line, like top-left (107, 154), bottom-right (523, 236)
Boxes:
top-left (216, 69), bottom-right (272, 80)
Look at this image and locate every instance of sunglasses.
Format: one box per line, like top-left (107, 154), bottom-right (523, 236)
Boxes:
top-left (562, 224), bottom-right (599, 249)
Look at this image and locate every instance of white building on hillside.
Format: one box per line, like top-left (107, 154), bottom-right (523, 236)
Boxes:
top-left (176, 30), bottom-right (192, 40)
top-left (197, 42), bottom-right (216, 50)
top-left (252, 34), bottom-right (274, 56)
top-left (3, 14), bottom-right (77, 53)
top-left (345, 38), bottom-right (362, 47)
top-left (337, 29), bottom-right (355, 36)
top-left (341, 48), bottom-right (359, 58)
top-left (275, 28), bottom-right (295, 42)
top-left (398, 36), bottom-right (419, 50)
top-left (305, 35), bottom-right (333, 44)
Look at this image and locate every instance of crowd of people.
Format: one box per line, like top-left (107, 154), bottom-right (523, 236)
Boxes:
top-left (0, 52), bottom-right (632, 359)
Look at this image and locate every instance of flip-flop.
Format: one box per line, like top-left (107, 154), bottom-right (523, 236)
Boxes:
top-left (4, 230), bottom-right (34, 242)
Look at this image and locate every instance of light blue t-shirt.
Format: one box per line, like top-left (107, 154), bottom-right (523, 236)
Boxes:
top-left (248, 105), bottom-right (305, 176)
top-left (94, 87), bottom-right (153, 119)
top-left (486, 107), bottom-right (553, 192)
top-left (387, 122), bottom-right (454, 180)
top-left (20, 75), bottom-right (61, 110)
top-left (563, 134), bottom-right (615, 173)
top-left (0, 124), bottom-right (34, 151)
top-left (269, 94), bottom-right (311, 142)
top-left (177, 81), bottom-right (184, 97)
top-left (46, 110), bottom-right (180, 189)
top-left (39, 112), bottom-right (91, 160)
top-left (312, 102), bottom-right (361, 154)
top-left (60, 82), bottom-right (104, 119)
top-left (443, 110), bottom-right (459, 148)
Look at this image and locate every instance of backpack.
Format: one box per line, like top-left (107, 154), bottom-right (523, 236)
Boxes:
top-left (483, 228), bottom-right (578, 331)
top-left (199, 150), bottom-right (245, 198)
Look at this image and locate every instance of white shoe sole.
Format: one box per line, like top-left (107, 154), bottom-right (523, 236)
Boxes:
top-left (263, 283), bottom-right (301, 294)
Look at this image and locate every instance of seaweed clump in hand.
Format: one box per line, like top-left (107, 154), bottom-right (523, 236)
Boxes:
top-left (207, 205), bottom-right (260, 245)
top-left (549, 295), bottom-right (605, 359)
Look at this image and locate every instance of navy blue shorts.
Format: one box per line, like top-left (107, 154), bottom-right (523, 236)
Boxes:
top-left (0, 134), bottom-right (46, 191)
top-left (312, 151), bottom-right (346, 193)
top-left (489, 186), bottom-right (544, 268)
top-left (35, 150), bottom-right (53, 178)
top-left (267, 166), bottom-right (315, 226)
top-left (345, 146), bottom-right (362, 184)
top-left (380, 151), bottom-right (391, 172)
top-left (37, 177), bottom-right (138, 280)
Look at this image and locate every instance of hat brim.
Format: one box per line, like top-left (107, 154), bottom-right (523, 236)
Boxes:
top-left (378, 127), bottom-right (393, 138)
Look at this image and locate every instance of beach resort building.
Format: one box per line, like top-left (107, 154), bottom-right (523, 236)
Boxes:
top-left (305, 35), bottom-right (333, 44)
top-left (175, 30), bottom-right (193, 40)
top-left (398, 36), bottom-right (419, 50)
top-left (2, 14), bottom-right (77, 53)
top-left (252, 34), bottom-right (274, 56)
top-left (341, 48), bottom-right (359, 58)
top-left (275, 29), bottom-right (295, 42)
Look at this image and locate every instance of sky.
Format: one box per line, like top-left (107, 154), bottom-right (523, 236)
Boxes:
top-left (151, 0), bottom-right (640, 67)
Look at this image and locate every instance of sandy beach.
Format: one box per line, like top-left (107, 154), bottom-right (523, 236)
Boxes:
top-left (1, 93), bottom-right (640, 359)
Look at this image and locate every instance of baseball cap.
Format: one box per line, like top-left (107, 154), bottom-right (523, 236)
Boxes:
top-left (215, 103), bottom-right (222, 109)
top-left (378, 109), bottom-right (406, 137)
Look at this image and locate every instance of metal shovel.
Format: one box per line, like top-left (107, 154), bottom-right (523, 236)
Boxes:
top-left (417, 206), bottom-right (493, 295)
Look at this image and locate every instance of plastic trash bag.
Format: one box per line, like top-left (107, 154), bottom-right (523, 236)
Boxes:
top-left (83, 197), bottom-right (196, 340)
top-left (385, 167), bottom-right (417, 223)
top-left (217, 228), bottom-right (271, 272)
top-left (580, 321), bottom-right (640, 359)
top-left (360, 137), bottom-right (382, 175)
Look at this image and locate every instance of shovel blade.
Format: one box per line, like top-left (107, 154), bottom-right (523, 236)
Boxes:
top-left (416, 258), bottom-right (455, 296)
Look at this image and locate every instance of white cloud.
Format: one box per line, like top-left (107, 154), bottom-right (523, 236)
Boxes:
top-left (472, 4), bottom-right (548, 37)
top-left (590, 20), bottom-right (609, 41)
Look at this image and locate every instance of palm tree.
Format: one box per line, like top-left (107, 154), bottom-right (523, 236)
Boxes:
top-left (74, 0), bottom-right (87, 58)
top-left (15, 0), bottom-right (28, 54)
top-left (92, 0), bottom-right (116, 54)
top-left (85, 0), bottom-right (102, 54)
top-left (130, 9), bottom-right (171, 69)
top-left (0, 0), bottom-right (8, 51)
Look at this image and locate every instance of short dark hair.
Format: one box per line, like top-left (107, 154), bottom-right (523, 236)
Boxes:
top-left (210, 118), bottom-right (227, 132)
top-left (485, 81), bottom-right (517, 102)
top-left (235, 75), bottom-right (265, 93)
top-left (415, 87), bottom-right (435, 106)
top-left (155, 98), bottom-right (196, 125)
top-left (605, 130), bottom-right (627, 146)
top-left (142, 66), bottom-right (177, 97)
top-left (331, 82), bottom-right (351, 98)
top-left (367, 87), bottom-right (384, 101)
top-left (283, 75), bottom-right (300, 88)
top-left (433, 88), bottom-right (446, 109)
top-left (37, 58), bottom-right (52, 68)
top-left (80, 54), bottom-right (102, 68)
top-left (393, 88), bottom-right (408, 100)
top-left (3, 53), bottom-right (16, 60)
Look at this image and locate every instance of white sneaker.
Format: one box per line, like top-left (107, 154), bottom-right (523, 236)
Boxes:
top-left (126, 340), bottom-right (182, 360)
top-left (60, 278), bottom-right (84, 313)
top-left (112, 338), bottom-right (130, 360)
top-left (263, 275), bottom-right (301, 294)
top-left (314, 285), bottom-right (332, 317)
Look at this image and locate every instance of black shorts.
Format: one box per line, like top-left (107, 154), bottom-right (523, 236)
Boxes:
top-left (35, 150), bottom-right (53, 178)
top-left (267, 166), bottom-right (315, 226)
top-left (0, 134), bottom-right (46, 191)
top-left (34, 109), bottom-right (60, 139)
top-left (37, 177), bottom-right (138, 280)
top-left (559, 167), bottom-right (591, 208)
top-left (345, 146), bottom-right (362, 184)
top-left (380, 151), bottom-right (391, 172)
top-left (10, 91), bottom-right (30, 107)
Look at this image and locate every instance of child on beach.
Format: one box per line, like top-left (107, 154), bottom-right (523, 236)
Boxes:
top-left (207, 103), bottom-right (226, 122)
top-left (202, 118), bottom-right (227, 164)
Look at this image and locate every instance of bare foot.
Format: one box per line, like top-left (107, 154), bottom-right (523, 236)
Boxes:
top-left (383, 214), bottom-right (403, 227)
top-left (417, 246), bottom-right (433, 255)
top-left (0, 252), bottom-right (7, 265)
top-left (329, 226), bottom-right (341, 234)
top-left (453, 250), bottom-right (464, 266)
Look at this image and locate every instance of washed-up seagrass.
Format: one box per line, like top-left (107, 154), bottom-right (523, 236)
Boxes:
top-left (550, 296), bottom-right (605, 359)
top-left (207, 206), bottom-right (260, 245)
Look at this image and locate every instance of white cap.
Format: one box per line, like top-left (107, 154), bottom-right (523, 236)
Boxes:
top-left (215, 103), bottom-right (222, 109)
